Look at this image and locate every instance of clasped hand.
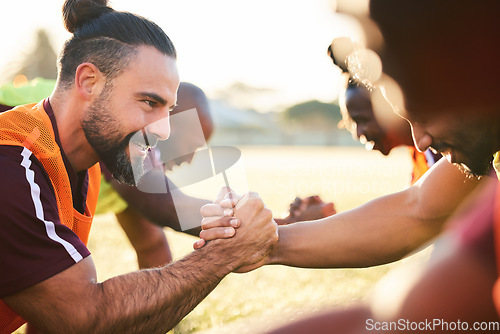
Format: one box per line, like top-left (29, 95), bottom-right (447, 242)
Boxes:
top-left (193, 187), bottom-right (279, 272)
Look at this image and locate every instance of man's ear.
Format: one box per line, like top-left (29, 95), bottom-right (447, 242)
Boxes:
top-left (74, 63), bottom-right (105, 101)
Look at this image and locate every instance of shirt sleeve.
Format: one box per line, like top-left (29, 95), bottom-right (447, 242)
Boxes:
top-left (0, 146), bottom-right (90, 298)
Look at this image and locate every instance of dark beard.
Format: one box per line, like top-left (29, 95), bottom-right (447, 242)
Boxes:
top-left (81, 86), bottom-right (143, 185)
top-left (454, 155), bottom-right (494, 179)
top-left (102, 133), bottom-right (141, 185)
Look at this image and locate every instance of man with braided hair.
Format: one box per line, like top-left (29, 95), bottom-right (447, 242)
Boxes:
top-left (0, 1), bottom-right (278, 333)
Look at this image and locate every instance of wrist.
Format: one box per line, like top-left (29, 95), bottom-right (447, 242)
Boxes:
top-left (265, 225), bottom-right (284, 265)
top-left (202, 238), bottom-right (241, 273)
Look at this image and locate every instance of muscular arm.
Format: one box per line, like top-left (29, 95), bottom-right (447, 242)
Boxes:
top-left (266, 176), bottom-right (500, 334)
top-left (4, 194), bottom-right (277, 334)
top-left (6, 248), bottom-right (231, 334)
top-left (268, 159), bottom-right (481, 268)
top-left (111, 178), bottom-right (210, 236)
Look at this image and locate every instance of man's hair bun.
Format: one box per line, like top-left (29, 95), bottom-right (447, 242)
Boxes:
top-left (63, 0), bottom-right (114, 33)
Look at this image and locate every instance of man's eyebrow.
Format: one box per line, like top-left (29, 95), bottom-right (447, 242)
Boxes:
top-left (137, 92), bottom-right (168, 106)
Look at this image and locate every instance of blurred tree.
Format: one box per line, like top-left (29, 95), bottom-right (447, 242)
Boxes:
top-left (282, 100), bottom-right (341, 130)
top-left (281, 100), bottom-right (343, 145)
top-left (13, 29), bottom-right (58, 81)
top-left (215, 81), bottom-right (276, 112)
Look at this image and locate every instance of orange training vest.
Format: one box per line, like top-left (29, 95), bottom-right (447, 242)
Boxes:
top-left (0, 102), bottom-right (101, 334)
top-left (409, 146), bottom-right (431, 185)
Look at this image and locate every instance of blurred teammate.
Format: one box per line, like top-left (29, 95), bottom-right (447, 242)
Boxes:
top-left (285, 40), bottom-right (443, 224)
top-left (328, 41), bottom-right (441, 184)
top-left (263, 0), bottom-right (500, 331)
top-left (198, 0), bottom-right (499, 329)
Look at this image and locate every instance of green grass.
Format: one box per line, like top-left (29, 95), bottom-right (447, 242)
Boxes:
top-left (14, 146), bottom-right (431, 333)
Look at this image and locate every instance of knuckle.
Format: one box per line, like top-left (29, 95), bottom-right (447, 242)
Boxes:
top-left (246, 197), bottom-right (264, 210)
top-left (218, 217), bottom-right (230, 227)
top-left (200, 204), bottom-right (217, 217)
top-left (200, 205), bottom-right (209, 216)
top-left (256, 208), bottom-right (272, 226)
top-left (271, 234), bottom-right (279, 244)
top-left (201, 217), bottom-right (214, 228)
top-left (272, 225), bottom-right (279, 242)
top-left (199, 230), bottom-right (209, 239)
top-left (263, 208), bottom-right (273, 222)
top-left (267, 223), bottom-right (279, 241)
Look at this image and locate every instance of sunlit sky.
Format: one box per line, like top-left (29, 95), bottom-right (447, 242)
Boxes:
top-left (0, 0), bottom-right (363, 111)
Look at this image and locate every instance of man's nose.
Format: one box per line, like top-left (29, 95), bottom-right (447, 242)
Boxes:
top-left (411, 122), bottom-right (432, 152)
top-left (145, 115), bottom-right (171, 143)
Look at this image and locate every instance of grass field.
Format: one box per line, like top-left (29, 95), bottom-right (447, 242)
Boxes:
top-left (15, 146), bottom-right (433, 333)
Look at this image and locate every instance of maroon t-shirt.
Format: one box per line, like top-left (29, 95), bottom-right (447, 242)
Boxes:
top-left (0, 100), bottom-right (90, 298)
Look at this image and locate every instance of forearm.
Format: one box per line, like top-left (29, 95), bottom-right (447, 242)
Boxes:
top-left (84, 194), bottom-right (277, 334)
top-left (268, 191), bottom-right (442, 268)
top-left (7, 194), bottom-right (277, 334)
top-left (8, 242), bottom-right (234, 334)
top-left (91, 246), bottom-right (231, 333)
top-left (112, 179), bottom-right (208, 235)
top-left (112, 180), bottom-right (180, 227)
top-left (268, 160), bottom-right (480, 269)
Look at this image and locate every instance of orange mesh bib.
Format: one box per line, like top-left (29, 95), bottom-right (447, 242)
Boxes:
top-left (0, 102), bottom-right (101, 333)
top-left (409, 146), bottom-right (431, 185)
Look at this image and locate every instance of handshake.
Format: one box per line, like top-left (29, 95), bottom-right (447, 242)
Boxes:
top-left (192, 188), bottom-right (336, 273)
top-left (193, 188), bottom-right (278, 273)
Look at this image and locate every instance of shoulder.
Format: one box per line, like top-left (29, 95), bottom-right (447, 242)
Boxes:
top-left (0, 145), bottom-right (89, 298)
top-left (176, 82), bottom-right (209, 111)
top-left (0, 145), bottom-right (54, 197)
top-left (178, 82), bottom-right (206, 99)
